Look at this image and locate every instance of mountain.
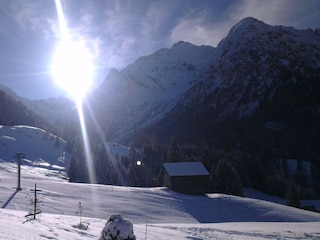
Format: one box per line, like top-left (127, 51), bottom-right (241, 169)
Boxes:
top-left (89, 41), bottom-right (217, 138)
top-left (73, 17), bottom-right (320, 194)
top-left (0, 83), bottom-right (76, 133)
top-left (89, 17), bottom-right (320, 156)
top-left (152, 17), bottom-right (320, 154)
top-left (1, 17), bottom-right (319, 195)
top-left (23, 97), bottom-right (76, 128)
top-left (3, 18), bottom-right (318, 150)
top-left (0, 87), bottom-right (47, 129)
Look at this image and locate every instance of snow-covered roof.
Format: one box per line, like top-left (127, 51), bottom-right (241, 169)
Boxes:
top-left (163, 162), bottom-right (209, 177)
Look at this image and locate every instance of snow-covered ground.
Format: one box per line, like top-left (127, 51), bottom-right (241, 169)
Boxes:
top-left (0, 125), bottom-right (320, 239)
top-left (1, 164), bottom-right (320, 239)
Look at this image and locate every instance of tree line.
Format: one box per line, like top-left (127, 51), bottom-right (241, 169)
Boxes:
top-left (65, 127), bottom-right (320, 204)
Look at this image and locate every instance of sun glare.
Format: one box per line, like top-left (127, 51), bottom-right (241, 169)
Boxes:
top-left (53, 0), bottom-right (96, 185)
top-left (51, 0), bottom-right (94, 101)
top-left (51, 40), bottom-right (94, 100)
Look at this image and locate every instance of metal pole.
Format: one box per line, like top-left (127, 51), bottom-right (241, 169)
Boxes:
top-left (15, 152), bottom-right (24, 190)
top-left (18, 155), bottom-right (21, 190)
top-left (34, 184), bottom-right (37, 219)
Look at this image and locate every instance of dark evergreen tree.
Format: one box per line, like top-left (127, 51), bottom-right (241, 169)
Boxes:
top-left (215, 159), bottom-right (244, 196)
top-left (68, 153), bottom-right (78, 182)
top-left (209, 163), bottom-right (218, 192)
top-left (286, 183), bottom-right (301, 208)
top-left (54, 136), bottom-right (60, 148)
top-left (168, 137), bottom-right (181, 162)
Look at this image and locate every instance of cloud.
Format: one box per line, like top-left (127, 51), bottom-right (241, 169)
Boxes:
top-left (169, 0), bottom-right (320, 48)
top-left (7, 0), bottom-right (56, 40)
top-left (169, 13), bottom-right (230, 47)
top-left (95, 1), bottom-right (180, 68)
top-left (228, 0), bottom-right (320, 29)
top-left (3, 0), bottom-right (319, 72)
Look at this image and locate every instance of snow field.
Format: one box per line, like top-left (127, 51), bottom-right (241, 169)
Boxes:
top-left (0, 209), bottom-right (319, 240)
top-left (1, 125), bottom-right (320, 239)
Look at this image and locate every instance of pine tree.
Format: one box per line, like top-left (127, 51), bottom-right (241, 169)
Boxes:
top-left (215, 159), bottom-right (244, 196)
top-left (168, 137), bottom-right (181, 162)
top-left (68, 153), bottom-right (78, 182)
top-left (54, 136), bottom-right (60, 148)
top-left (286, 183), bottom-right (301, 208)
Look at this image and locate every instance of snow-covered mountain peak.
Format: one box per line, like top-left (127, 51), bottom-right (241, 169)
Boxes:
top-left (180, 17), bottom-right (320, 120)
top-left (217, 17), bottom-right (270, 50)
top-left (125, 41), bottom-right (216, 74)
top-left (228, 17), bottom-right (264, 34)
top-left (171, 40), bottom-right (194, 48)
top-left (120, 41), bottom-right (216, 97)
top-left (91, 39), bottom-right (219, 137)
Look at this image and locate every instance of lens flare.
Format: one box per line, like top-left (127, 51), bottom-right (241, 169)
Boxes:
top-left (54, 0), bottom-right (96, 184)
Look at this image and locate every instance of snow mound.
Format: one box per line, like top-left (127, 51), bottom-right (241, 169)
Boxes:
top-left (99, 214), bottom-right (136, 240)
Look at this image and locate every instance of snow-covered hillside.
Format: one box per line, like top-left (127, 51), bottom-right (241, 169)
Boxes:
top-left (0, 165), bottom-right (320, 239)
top-left (0, 125), bottom-right (70, 177)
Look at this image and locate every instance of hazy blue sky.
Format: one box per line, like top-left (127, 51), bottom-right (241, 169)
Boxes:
top-left (0, 0), bottom-right (319, 99)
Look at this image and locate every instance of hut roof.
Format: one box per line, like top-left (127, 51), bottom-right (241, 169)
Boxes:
top-left (163, 162), bottom-right (209, 177)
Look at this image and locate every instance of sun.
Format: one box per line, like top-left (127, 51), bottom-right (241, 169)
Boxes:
top-left (51, 39), bottom-right (94, 101)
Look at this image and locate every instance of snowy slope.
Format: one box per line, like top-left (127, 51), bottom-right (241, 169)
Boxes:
top-left (0, 166), bottom-right (320, 239)
top-left (0, 125), bottom-right (70, 174)
top-left (91, 41), bottom-right (218, 138)
top-left (123, 41), bottom-right (217, 98)
top-left (0, 209), bottom-right (319, 240)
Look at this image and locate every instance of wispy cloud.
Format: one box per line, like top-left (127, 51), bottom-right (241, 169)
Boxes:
top-left (8, 0), bottom-right (56, 40)
top-left (169, 12), bottom-right (230, 47)
top-left (227, 0), bottom-right (320, 29)
top-left (2, 0), bottom-right (320, 72)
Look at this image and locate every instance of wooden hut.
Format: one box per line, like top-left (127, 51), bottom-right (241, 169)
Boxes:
top-left (163, 162), bottom-right (209, 195)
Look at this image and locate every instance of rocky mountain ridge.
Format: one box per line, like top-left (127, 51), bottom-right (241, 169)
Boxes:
top-left (88, 17), bottom-right (320, 149)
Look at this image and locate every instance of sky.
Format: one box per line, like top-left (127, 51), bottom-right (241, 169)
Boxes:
top-left (0, 0), bottom-right (319, 100)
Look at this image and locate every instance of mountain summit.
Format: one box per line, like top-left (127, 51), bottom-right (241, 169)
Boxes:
top-left (88, 17), bottom-right (320, 149)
